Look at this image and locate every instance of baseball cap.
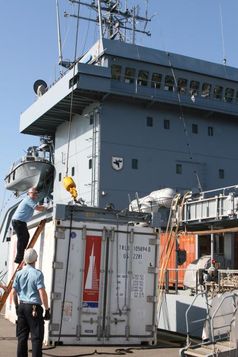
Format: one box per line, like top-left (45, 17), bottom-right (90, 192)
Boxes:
top-left (24, 248), bottom-right (38, 264)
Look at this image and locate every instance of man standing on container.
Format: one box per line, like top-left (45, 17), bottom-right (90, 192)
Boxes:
top-left (12, 187), bottom-right (45, 264)
top-left (12, 248), bottom-right (50, 357)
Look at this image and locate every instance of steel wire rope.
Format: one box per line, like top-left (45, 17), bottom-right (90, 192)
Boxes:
top-left (65, 0), bottom-right (81, 177)
top-left (42, 347), bottom-right (130, 356)
top-left (167, 53), bottom-right (193, 161)
top-left (134, 39), bottom-right (194, 162)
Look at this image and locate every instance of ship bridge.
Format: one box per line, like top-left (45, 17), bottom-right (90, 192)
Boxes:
top-left (20, 38), bottom-right (238, 137)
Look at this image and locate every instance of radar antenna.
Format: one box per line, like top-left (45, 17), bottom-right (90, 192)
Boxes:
top-left (65, 0), bottom-right (152, 43)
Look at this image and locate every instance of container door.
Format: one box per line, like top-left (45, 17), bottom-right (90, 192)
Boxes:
top-left (50, 222), bottom-right (107, 341)
top-left (105, 225), bottom-right (158, 341)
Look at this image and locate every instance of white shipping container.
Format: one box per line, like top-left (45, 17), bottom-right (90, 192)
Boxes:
top-left (5, 206), bottom-right (158, 345)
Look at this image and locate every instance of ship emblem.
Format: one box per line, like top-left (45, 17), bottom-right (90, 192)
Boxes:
top-left (112, 156), bottom-right (123, 171)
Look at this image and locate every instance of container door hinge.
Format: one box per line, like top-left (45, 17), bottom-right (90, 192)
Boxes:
top-left (55, 228), bottom-right (66, 239)
top-left (50, 323), bottom-right (60, 332)
top-left (147, 266), bottom-right (158, 274)
top-left (149, 238), bottom-right (159, 245)
top-left (76, 324), bottom-right (81, 339)
top-left (109, 228), bottom-right (115, 241)
top-left (82, 318), bottom-right (98, 324)
top-left (51, 292), bottom-right (61, 300)
top-left (147, 295), bottom-right (157, 303)
top-left (146, 324), bottom-right (156, 332)
top-left (53, 261), bottom-right (64, 269)
top-left (97, 324), bottom-right (102, 339)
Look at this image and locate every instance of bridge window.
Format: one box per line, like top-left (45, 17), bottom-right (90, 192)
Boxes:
top-left (201, 83), bottom-right (211, 98)
top-left (111, 64), bottom-right (122, 80)
top-left (164, 75), bottom-right (175, 91)
top-left (89, 159), bottom-right (92, 169)
top-left (146, 116), bottom-right (153, 127)
top-left (164, 119), bottom-right (170, 129)
top-left (58, 173), bottom-right (62, 182)
top-left (219, 169), bottom-right (224, 179)
top-left (213, 85), bottom-right (223, 100)
top-left (192, 124), bottom-right (198, 134)
top-left (176, 164), bottom-right (182, 174)
top-left (151, 73), bottom-right (162, 89)
top-left (71, 167), bottom-right (75, 176)
top-left (132, 158), bottom-right (138, 169)
top-left (224, 88), bottom-right (234, 103)
top-left (190, 80), bottom-right (200, 96)
top-left (208, 126), bottom-right (214, 136)
top-left (125, 67), bottom-right (135, 84)
top-left (177, 78), bottom-right (187, 94)
top-left (138, 70), bottom-right (149, 86)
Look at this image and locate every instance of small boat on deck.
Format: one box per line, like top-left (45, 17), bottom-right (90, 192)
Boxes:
top-left (4, 139), bottom-right (54, 195)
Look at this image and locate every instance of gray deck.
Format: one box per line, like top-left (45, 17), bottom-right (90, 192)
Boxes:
top-left (0, 314), bottom-right (182, 357)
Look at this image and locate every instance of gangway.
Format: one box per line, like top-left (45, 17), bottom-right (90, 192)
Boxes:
top-left (0, 219), bottom-right (46, 312)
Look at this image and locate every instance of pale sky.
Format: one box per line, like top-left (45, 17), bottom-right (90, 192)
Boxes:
top-left (0, 0), bottom-right (237, 216)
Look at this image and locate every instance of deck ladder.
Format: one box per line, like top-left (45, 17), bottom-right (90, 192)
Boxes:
top-left (0, 219), bottom-right (46, 312)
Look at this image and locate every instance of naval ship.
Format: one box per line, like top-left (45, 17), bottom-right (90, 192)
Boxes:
top-left (1, 0), bottom-right (238, 353)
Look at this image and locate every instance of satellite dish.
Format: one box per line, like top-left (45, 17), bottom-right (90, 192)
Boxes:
top-left (33, 79), bottom-right (48, 97)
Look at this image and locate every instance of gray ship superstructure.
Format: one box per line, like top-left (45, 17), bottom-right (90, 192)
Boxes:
top-left (19, 37), bottom-right (238, 208)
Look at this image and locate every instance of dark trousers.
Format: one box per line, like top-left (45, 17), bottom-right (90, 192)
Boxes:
top-left (16, 303), bottom-right (44, 357)
top-left (12, 220), bottom-right (29, 263)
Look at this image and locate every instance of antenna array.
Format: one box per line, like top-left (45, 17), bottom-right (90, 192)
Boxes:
top-left (65, 0), bottom-right (151, 43)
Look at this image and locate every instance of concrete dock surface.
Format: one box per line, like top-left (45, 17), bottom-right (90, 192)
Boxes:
top-left (0, 314), bottom-right (183, 357)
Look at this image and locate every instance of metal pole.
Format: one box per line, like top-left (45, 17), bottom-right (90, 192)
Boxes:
top-left (97, 0), bottom-right (104, 43)
top-left (56, 0), bottom-right (63, 65)
top-left (210, 225), bottom-right (214, 265)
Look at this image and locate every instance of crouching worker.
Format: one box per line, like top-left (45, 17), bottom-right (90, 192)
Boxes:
top-left (12, 248), bottom-right (50, 357)
top-left (12, 187), bottom-right (45, 264)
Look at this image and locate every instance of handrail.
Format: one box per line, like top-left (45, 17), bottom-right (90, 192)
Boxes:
top-left (210, 292), bottom-right (238, 344)
top-left (185, 291), bottom-right (207, 346)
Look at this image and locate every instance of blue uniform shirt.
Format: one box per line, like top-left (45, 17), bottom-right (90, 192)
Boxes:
top-left (13, 265), bottom-right (45, 305)
top-left (12, 196), bottom-right (38, 222)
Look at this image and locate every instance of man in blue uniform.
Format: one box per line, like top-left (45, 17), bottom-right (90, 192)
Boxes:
top-left (12, 248), bottom-right (50, 357)
top-left (12, 187), bottom-right (45, 263)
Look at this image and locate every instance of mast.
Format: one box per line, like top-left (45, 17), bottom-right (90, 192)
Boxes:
top-left (65, 0), bottom-right (151, 42)
top-left (56, 0), bottom-right (72, 68)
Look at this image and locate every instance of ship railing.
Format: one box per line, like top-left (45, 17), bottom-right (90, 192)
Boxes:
top-left (209, 292), bottom-right (238, 345)
top-left (180, 291), bottom-right (238, 356)
top-left (159, 268), bottom-right (238, 294)
top-left (158, 268), bottom-right (200, 294)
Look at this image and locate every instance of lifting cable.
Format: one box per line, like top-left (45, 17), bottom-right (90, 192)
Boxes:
top-left (63, 0), bottom-right (81, 201)
top-left (167, 53), bottom-right (193, 161)
top-left (65, 0), bottom-right (81, 177)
